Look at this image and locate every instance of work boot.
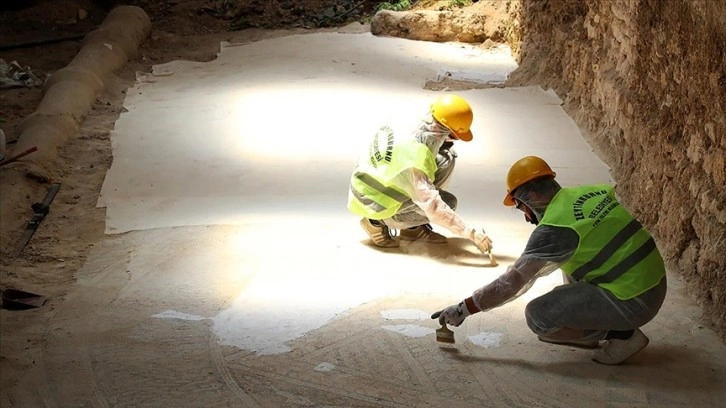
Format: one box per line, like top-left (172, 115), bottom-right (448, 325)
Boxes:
top-left (538, 335), bottom-right (600, 349)
top-left (592, 328), bottom-right (649, 365)
top-left (400, 224), bottom-right (447, 244)
top-left (360, 218), bottom-right (399, 248)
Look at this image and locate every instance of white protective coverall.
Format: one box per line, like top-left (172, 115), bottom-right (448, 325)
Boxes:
top-left (380, 113), bottom-right (487, 245)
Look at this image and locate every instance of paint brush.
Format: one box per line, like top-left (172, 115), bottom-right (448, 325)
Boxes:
top-left (487, 249), bottom-right (498, 267)
top-left (435, 324), bottom-right (455, 344)
top-left (478, 228), bottom-right (497, 267)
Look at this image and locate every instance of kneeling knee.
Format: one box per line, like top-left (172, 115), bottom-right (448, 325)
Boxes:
top-left (525, 300), bottom-right (552, 336)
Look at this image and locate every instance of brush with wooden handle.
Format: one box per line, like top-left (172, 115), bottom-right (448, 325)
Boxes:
top-left (479, 228), bottom-right (497, 266)
top-left (486, 247), bottom-right (497, 266)
top-left (435, 324), bottom-right (455, 344)
top-left (431, 310), bottom-right (456, 344)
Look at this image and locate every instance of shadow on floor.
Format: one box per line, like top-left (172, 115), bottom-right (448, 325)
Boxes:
top-left (361, 236), bottom-right (517, 268)
top-left (447, 343), bottom-right (722, 392)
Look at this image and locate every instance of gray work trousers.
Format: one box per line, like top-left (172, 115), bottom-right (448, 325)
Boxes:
top-left (383, 148), bottom-right (457, 228)
top-left (524, 275), bottom-right (667, 341)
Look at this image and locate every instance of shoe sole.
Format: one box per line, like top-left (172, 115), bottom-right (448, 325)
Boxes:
top-left (538, 336), bottom-right (600, 349)
top-left (360, 219), bottom-right (399, 248)
top-left (591, 331), bottom-right (649, 365)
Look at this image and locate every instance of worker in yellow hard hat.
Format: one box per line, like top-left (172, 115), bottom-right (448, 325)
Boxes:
top-left (347, 93), bottom-right (492, 253)
top-left (433, 156), bottom-right (667, 365)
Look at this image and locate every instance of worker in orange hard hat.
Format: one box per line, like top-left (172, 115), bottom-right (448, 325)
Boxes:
top-left (347, 93), bottom-right (492, 254)
top-left (433, 155), bottom-right (667, 365)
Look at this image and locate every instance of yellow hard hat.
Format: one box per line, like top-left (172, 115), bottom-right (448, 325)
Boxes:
top-left (503, 156), bottom-right (557, 206)
top-left (430, 94), bottom-right (473, 142)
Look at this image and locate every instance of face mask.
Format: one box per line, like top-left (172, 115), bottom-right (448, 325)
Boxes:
top-left (441, 140), bottom-right (455, 150)
top-left (525, 208), bottom-right (539, 225)
top-left (415, 114), bottom-right (450, 155)
top-left (515, 198), bottom-right (543, 225)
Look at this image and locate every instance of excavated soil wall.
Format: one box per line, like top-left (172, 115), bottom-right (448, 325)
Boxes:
top-left (508, 0), bottom-right (725, 339)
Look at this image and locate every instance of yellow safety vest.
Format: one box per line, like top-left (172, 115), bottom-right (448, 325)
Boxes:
top-left (348, 126), bottom-right (437, 219)
top-left (540, 185), bottom-right (666, 300)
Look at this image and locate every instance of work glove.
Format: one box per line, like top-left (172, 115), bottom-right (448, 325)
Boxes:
top-left (468, 228), bottom-right (493, 253)
top-left (431, 297), bottom-right (480, 327)
top-left (440, 141), bottom-right (456, 153)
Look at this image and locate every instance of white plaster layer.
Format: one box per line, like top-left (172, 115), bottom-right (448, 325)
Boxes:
top-left (99, 31), bottom-right (612, 355)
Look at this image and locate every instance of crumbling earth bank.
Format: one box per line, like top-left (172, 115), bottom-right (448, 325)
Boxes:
top-left (508, 0), bottom-right (725, 339)
top-left (91, 0), bottom-right (382, 32)
top-left (370, 1), bottom-right (517, 44)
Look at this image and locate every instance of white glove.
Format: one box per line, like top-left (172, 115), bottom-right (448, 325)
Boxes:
top-left (468, 228), bottom-right (493, 253)
top-left (431, 297), bottom-right (480, 327)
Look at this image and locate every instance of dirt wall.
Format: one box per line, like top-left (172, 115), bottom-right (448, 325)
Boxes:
top-left (507, 0), bottom-right (725, 339)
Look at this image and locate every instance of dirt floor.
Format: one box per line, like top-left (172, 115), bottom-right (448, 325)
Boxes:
top-left (0, 0), bottom-right (487, 397)
top-left (2, 1), bottom-right (724, 407)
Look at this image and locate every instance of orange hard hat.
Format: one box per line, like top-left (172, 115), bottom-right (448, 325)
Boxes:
top-left (430, 94), bottom-right (474, 142)
top-left (503, 156), bottom-right (557, 206)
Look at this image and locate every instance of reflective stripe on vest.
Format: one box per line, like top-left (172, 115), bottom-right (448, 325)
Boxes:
top-left (589, 237), bottom-right (657, 285)
top-left (570, 219), bottom-right (643, 281)
top-left (347, 127), bottom-right (437, 220)
top-left (354, 172), bottom-right (410, 203)
top-left (540, 184), bottom-right (665, 300)
top-left (349, 185), bottom-right (386, 214)
top-left (349, 172), bottom-right (410, 215)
